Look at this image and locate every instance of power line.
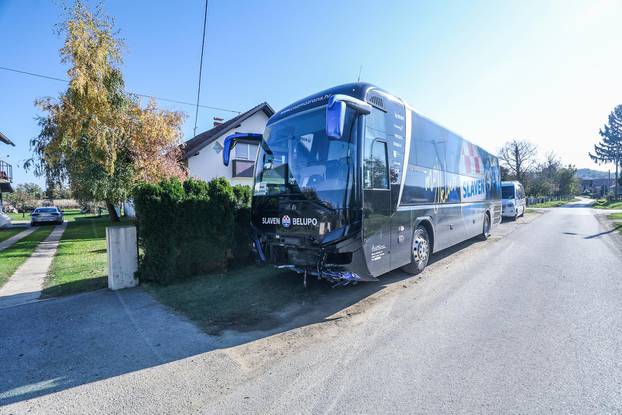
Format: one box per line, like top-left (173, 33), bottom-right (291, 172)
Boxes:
top-left (193, 0), bottom-right (210, 136)
top-left (0, 65), bottom-right (241, 114)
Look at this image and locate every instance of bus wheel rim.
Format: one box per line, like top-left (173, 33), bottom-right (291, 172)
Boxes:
top-left (414, 234), bottom-right (429, 263)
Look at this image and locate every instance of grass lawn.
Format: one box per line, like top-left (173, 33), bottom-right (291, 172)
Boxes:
top-left (0, 227), bottom-right (23, 243)
top-left (0, 226), bottom-right (55, 289)
top-left (528, 198), bottom-right (578, 208)
top-left (594, 199), bottom-right (622, 209)
top-left (607, 213), bottom-right (622, 236)
top-left (41, 213), bottom-right (126, 298)
top-left (145, 265), bottom-right (335, 335)
top-left (7, 212), bottom-right (29, 221)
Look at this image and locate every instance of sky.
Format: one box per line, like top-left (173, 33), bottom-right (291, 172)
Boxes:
top-left (1, 0), bottom-right (621, 187)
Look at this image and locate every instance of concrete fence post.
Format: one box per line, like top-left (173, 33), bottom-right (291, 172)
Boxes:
top-left (106, 225), bottom-right (138, 290)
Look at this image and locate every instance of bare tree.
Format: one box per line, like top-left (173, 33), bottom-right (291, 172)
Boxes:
top-left (498, 139), bottom-right (538, 184)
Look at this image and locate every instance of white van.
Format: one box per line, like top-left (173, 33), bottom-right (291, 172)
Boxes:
top-left (501, 181), bottom-right (526, 220)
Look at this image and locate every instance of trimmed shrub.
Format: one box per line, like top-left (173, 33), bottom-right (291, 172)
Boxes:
top-left (133, 177), bottom-right (253, 284)
top-left (232, 184), bottom-right (253, 264)
top-left (232, 184), bottom-right (252, 208)
top-left (234, 206), bottom-right (253, 264)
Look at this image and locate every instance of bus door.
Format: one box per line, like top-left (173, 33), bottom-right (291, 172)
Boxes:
top-left (362, 137), bottom-right (392, 276)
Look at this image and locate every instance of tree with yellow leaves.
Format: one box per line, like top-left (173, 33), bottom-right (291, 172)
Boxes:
top-left (28, 1), bottom-right (186, 221)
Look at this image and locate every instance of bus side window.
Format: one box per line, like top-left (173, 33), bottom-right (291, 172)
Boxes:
top-left (412, 117), bottom-right (445, 170)
top-left (364, 140), bottom-right (389, 189)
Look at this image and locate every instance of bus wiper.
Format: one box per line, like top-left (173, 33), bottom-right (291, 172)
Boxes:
top-left (260, 140), bottom-right (273, 155)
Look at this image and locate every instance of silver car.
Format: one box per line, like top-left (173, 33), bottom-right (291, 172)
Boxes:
top-left (31, 207), bottom-right (64, 226)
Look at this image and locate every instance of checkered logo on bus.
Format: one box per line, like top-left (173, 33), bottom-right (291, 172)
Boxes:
top-left (461, 142), bottom-right (482, 176)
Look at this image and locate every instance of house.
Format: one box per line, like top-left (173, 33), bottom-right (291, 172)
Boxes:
top-left (0, 131), bottom-right (15, 227)
top-left (182, 102), bottom-right (274, 186)
top-left (581, 178), bottom-right (612, 197)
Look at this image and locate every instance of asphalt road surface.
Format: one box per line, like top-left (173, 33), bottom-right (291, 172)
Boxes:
top-left (2, 199), bottom-right (622, 414)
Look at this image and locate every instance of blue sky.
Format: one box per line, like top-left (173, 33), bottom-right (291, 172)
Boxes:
top-left (1, 0), bottom-right (621, 186)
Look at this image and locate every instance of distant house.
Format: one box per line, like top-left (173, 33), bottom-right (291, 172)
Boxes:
top-left (581, 178), bottom-right (612, 196)
top-left (0, 131), bottom-right (15, 226)
top-left (182, 102), bottom-right (274, 186)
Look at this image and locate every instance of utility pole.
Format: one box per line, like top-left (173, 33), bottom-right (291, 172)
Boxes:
top-left (193, 0), bottom-right (209, 137)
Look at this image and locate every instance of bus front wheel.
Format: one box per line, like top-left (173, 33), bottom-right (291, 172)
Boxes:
top-left (402, 225), bottom-right (430, 275)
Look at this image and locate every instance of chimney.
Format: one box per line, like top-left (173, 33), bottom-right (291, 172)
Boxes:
top-left (213, 117), bottom-right (224, 127)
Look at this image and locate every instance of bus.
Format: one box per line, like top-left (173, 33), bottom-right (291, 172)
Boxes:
top-left (223, 83), bottom-right (502, 285)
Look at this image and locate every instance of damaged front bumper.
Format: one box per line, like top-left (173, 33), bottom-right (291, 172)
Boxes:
top-left (253, 236), bottom-right (377, 286)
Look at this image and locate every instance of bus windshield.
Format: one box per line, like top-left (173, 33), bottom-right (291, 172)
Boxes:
top-left (254, 106), bottom-right (357, 210)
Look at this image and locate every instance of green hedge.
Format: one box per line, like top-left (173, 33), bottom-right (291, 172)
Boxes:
top-left (133, 177), bottom-right (253, 284)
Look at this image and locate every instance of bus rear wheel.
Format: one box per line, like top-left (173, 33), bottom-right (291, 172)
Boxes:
top-left (480, 213), bottom-right (491, 240)
top-left (401, 225), bottom-right (430, 275)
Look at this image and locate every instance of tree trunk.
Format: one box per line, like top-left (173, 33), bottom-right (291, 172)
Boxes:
top-left (106, 201), bottom-right (120, 222)
top-left (616, 160), bottom-right (620, 200)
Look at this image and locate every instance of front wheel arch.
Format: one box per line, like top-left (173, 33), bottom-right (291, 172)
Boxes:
top-left (416, 218), bottom-right (434, 255)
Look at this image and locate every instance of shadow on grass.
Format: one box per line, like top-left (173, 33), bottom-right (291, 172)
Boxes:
top-left (40, 276), bottom-right (107, 298)
top-left (73, 215), bottom-right (108, 222)
top-left (0, 252), bottom-right (44, 260)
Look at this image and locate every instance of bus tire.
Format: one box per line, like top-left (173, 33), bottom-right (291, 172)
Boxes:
top-left (401, 225), bottom-right (430, 275)
top-left (480, 212), bottom-right (491, 240)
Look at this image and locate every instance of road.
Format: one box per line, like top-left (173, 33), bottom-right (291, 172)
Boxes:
top-left (2, 200), bottom-right (622, 414)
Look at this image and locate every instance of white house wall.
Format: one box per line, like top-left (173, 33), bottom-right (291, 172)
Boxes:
top-left (187, 111), bottom-right (269, 186)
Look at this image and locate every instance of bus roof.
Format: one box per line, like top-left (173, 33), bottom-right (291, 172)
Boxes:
top-left (268, 82), bottom-right (497, 160)
top-left (269, 82), bottom-right (380, 124)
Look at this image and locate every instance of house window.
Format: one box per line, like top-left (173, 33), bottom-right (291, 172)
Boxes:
top-left (232, 142), bottom-right (258, 177)
top-left (232, 160), bottom-right (255, 177)
top-left (234, 143), bottom-right (258, 160)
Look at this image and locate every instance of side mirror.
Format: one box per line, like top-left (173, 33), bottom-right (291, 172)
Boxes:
top-left (326, 98), bottom-right (346, 139)
top-left (222, 133), bottom-right (262, 166)
top-left (325, 94), bottom-right (372, 139)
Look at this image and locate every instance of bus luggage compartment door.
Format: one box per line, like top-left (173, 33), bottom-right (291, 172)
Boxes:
top-left (362, 188), bottom-right (391, 276)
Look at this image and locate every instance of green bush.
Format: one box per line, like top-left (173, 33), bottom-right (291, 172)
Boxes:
top-left (232, 184), bottom-right (252, 208)
top-left (595, 198), bottom-right (608, 206)
top-left (133, 177), bottom-right (253, 284)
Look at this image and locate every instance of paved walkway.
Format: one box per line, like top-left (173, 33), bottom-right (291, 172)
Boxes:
top-left (0, 223), bottom-right (67, 309)
top-left (0, 227), bottom-right (36, 252)
top-left (0, 287), bottom-right (214, 408)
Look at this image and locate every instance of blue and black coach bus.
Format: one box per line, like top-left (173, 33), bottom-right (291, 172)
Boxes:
top-left (223, 83), bottom-right (501, 284)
